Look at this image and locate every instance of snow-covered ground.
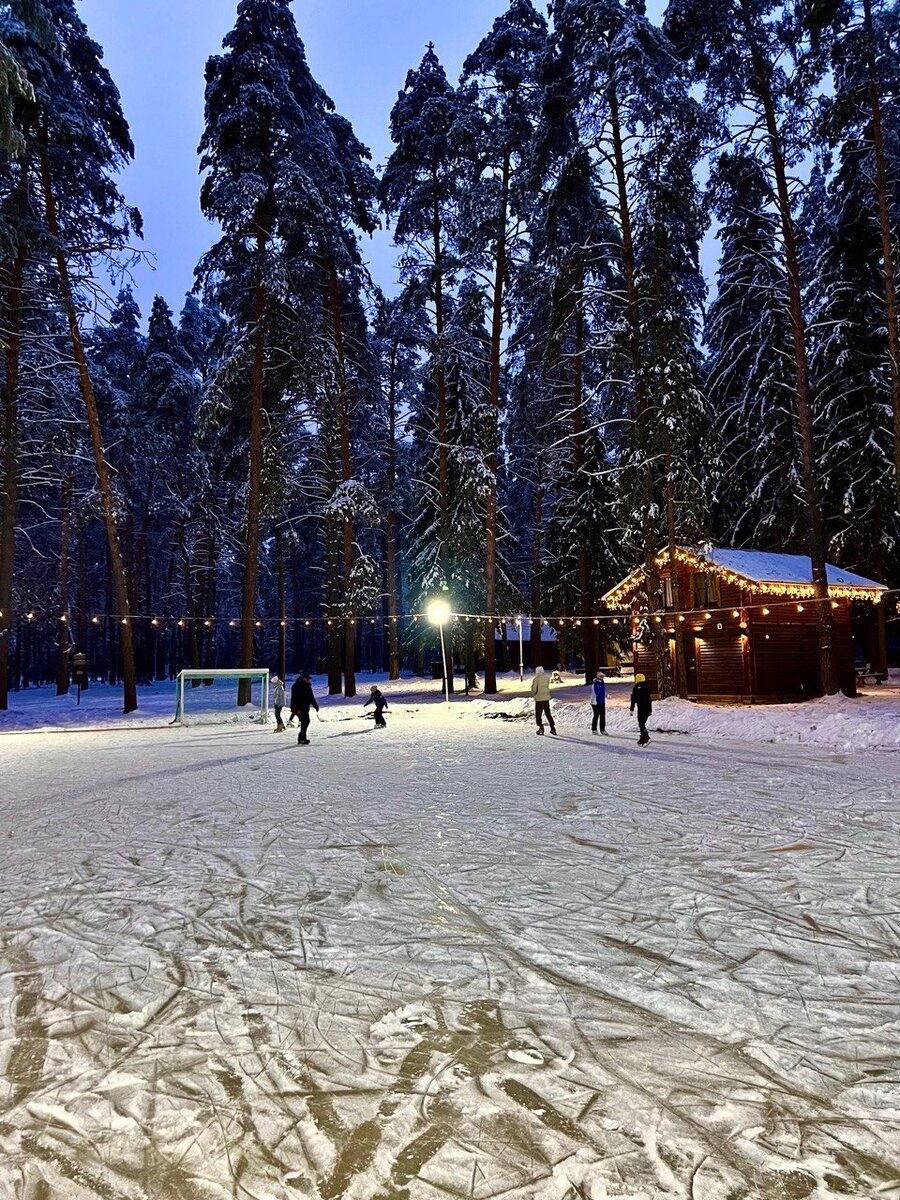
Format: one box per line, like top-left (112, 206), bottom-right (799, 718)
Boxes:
top-left (3, 668), bottom-right (900, 753)
top-left (1, 680), bottom-right (899, 1199)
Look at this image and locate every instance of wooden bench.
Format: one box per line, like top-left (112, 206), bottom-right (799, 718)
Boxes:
top-left (856, 664), bottom-right (888, 686)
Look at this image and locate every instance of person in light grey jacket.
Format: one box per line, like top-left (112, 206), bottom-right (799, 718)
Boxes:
top-left (272, 675), bottom-right (286, 732)
top-left (530, 666), bottom-right (556, 736)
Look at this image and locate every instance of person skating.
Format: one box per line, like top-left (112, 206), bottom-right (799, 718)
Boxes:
top-left (591, 670), bottom-right (607, 735)
top-left (290, 671), bottom-right (320, 745)
top-left (530, 665), bottom-right (556, 736)
top-left (272, 675), bottom-right (286, 732)
top-left (630, 673), bottom-right (652, 746)
top-left (364, 685), bottom-right (389, 728)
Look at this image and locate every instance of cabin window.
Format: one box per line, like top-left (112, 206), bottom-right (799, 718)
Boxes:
top-left (693, 572), bottom-right (720, 608)
top-left (663, 578), bottom-right (674, 608)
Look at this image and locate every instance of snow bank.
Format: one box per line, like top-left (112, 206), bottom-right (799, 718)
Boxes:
top-left (466, 674), bottom-right (900, 754)
top-left (3, 669), bottom-right (899, 753)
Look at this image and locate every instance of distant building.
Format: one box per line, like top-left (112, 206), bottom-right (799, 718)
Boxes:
top-left (495, 618), bottom-right (558, 670)
top-left (602, 547), bottom-right (888, 702)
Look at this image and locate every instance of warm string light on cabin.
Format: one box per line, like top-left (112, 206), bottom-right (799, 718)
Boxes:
top-left (604, 546), bottom-right (888, 608)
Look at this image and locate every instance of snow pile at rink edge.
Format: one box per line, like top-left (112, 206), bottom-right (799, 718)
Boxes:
top-left (3, 674), bottom-right (900, 753)
top-left (467, 692), bottom-right (900, 753)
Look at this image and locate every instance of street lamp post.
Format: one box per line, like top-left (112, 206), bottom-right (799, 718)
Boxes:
top-left (518, 615), bottom-right (525, 682)
top-left (427, 598), bottom-right (452, 704)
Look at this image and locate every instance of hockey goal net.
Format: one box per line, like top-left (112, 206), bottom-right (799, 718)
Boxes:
top-left (172, 668), bottom-right (270, 726)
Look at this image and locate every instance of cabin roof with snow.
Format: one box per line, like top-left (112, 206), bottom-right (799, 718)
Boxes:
top-left (602, 546), bottom-right (887, 608)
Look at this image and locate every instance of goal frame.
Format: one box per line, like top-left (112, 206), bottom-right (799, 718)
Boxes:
top-left (173, 668), bottom-right (270, 726)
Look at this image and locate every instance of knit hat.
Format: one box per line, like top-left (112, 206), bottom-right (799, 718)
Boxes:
top-left (635, 673), bottom-right (646, 683)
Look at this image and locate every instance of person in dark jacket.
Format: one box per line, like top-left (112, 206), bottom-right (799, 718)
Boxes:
top-left (290, 671), bottom-right (320, 745)
top-left (630, 673), bottom-right (652, 746)
top-left (591, 670), bottom-right (607, 735)
top-left (364, 685), bottom-right (389, 727)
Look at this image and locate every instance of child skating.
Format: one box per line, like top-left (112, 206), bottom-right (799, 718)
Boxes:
top-left (365, 685), bottom-right (389, 727)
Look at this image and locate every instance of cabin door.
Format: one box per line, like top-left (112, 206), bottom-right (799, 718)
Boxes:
top-left (685, 636), bottom-right (700, 695)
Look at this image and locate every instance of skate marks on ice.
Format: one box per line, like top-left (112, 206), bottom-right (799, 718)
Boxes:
top-left (0, 726), bottom-right (899, 1197)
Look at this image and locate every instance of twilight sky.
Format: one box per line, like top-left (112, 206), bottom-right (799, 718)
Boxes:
top-left (78, 0), bottom-right (517, 317)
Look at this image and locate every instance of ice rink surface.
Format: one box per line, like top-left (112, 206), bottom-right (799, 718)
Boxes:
top-left (1, 703), bottom-right (899, 1199)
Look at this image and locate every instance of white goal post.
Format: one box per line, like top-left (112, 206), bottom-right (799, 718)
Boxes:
top-left (173, 668), bottom-right (270, 726)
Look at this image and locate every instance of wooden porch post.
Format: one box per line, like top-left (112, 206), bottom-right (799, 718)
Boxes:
top-left (873, 599), bottom-right (888, 679)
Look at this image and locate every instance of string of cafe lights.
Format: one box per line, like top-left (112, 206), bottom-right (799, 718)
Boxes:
top-left (0, 589), bottom-right (894, 633)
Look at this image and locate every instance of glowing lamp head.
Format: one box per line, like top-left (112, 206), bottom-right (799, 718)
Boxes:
top-left (426, 598), bottom-right (451, 626)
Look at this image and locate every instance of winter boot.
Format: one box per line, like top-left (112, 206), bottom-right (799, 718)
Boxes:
top-left (536, 727), bottom-right (544, 736)
top-left (549, 726), bottom-right (557, 736)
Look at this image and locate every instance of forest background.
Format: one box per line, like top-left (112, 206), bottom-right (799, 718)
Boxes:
top-left (1, 0), bottom-right (899, 713)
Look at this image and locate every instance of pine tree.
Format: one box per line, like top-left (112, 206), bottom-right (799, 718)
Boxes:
top-left (666, 0), bottom-right (840, 693)
top-left (371, 287), bottom-right (424, 679)
top-left (5, 0), bottom-right (142, 712)
top-left (704, 150), bottom-right (801, 549)
top-left (382, 46), bottom-right (477, 674)
top-left (630, 62), bottom-right (712, 694)
top-left (527, 147), bottom-right (621, 680)
top-left (198, 0), bottom-right (375, 700)
top-left (538, 0), bottom-right (712, 693)
top-left (808, 150), bottom-right (900, 580)
top-left (460, 0), bottom-right (548, 692)
top-left (807, 0), bottom-right (900, 500)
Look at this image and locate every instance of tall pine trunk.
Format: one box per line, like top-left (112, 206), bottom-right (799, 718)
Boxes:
top-left (238, 217), bottom-right (268, 705)
top-left (608, 79), bottom-right (674, 697)
top-left (483, 153), bottom-right (510, 695)
top-left (0, 240), bottom-right (26, 711)
top-left (431, 196), bottom-right (453, 692)
top-left (276, 525), bottom-right (287, 681)
top-left (386, 350), bottom-right (400, 680)
top-left (39, 140), bottom-right (137, 713)
top-left (330, 269), bottom-right (356, 698)
top-left (571, 297), bottom-right (598, 683)
top-left (76, 515), bottom-right (89, 689)
top-left (530, 480), bottom-right (544, 671)
top-left (742, 6), bottom-right (837, 694)
top-left (326, 518), bottom-right (342, 694)
top-left (664, 453), bottom-right (688, 698)
top-left (56, 474), bottom-right (72, 695)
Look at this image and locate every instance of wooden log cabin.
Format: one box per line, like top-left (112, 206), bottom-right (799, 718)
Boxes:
top-left (602, 547), bottom-right (888, 702)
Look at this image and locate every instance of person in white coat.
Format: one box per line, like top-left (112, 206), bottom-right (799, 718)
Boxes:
top-left (530, 666), bottom-right (556, 736)
top-left (272, 675), bottom-right (286, 732)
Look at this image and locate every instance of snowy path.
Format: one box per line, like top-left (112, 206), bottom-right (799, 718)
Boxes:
top-left (1, 711), bottom-right (899, 1199)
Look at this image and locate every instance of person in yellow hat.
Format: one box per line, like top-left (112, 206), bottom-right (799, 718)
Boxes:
top-left (630, 673), bottom-right (652, 746)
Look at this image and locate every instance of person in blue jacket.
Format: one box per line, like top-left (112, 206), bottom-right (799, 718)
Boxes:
top-left (591, 670), bottom-right (607, 735)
